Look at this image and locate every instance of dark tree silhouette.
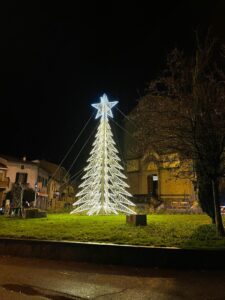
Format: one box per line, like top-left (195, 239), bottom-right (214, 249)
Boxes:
top-left (130, 33), bottom-right (225, 236)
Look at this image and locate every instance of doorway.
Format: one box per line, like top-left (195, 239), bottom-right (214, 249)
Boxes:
top-left (147, 174), bottom-right (158, 199)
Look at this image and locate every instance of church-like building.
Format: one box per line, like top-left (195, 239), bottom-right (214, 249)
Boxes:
top-left (126, 152), bottom-right (197, 211)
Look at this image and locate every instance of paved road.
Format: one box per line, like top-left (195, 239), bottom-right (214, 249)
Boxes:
top-left (0, 256), bottom-right (225, 299)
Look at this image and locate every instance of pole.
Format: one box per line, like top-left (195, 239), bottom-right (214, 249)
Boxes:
top-left (20, 183), bottom-right (24, 217)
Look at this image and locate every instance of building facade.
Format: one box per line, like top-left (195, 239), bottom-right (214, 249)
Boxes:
top-left (34, 159), bottom-right (74, 211)
top-left (0, 155), bottom-right (75, 210)
top-left (126, 152), bottom-right (197, 210)
top-left (0, 162), bottom-right (9, 206)
top-left (0, 155), bottom-right (49, 208)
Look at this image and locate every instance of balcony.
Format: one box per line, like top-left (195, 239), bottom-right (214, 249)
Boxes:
top-left (0, 178), bottom-right (9, 189)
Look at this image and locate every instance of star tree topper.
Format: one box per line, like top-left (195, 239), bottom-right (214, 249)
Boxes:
top-left (91, 94), bottom-right (118, 119)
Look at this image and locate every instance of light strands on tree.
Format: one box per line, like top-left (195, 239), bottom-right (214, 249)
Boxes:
top-left (71, 94), bottom-right (136, 215)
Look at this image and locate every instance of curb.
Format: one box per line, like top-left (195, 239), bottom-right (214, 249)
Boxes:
top-left (0, 238), bottom-right (225, 270)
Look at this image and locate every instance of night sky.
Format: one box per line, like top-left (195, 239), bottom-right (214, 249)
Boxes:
top-left (1, 1), bottom-right (225, 173)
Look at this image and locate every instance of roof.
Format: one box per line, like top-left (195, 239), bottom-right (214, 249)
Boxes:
top-left (0, 154), bottom-right (69, 182)
top-left (0, 162), bottom-right (7, 169)
top-left (34, 160), bottom-right (68, 182)
top-left (0, 154), bottom-right (37, 166)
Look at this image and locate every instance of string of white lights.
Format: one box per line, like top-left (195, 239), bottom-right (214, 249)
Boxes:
top-left (71, 94), bottom-right (136, 215)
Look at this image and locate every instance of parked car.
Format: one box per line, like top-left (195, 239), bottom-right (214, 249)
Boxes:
top-left (221, 206), bottom-right (225, 215)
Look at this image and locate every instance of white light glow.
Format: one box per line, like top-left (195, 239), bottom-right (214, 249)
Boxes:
top-left (71, 94), bottom-right (136, 215)
top-left (91, 93), bottom-right (118, 119)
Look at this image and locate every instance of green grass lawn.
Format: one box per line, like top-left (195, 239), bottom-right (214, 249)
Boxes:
top-left (0, 214), bottom-right (225, 249)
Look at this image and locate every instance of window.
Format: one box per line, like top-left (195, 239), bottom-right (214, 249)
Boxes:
top-left (15, 172), bottom-right (28, 184)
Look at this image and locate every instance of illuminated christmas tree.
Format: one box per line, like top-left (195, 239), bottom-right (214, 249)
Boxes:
top-left (71, 94), bottom-right (136, 215)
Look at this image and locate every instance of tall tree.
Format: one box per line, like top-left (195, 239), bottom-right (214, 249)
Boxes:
top-left (130, 33), bottom-right (225, 236)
